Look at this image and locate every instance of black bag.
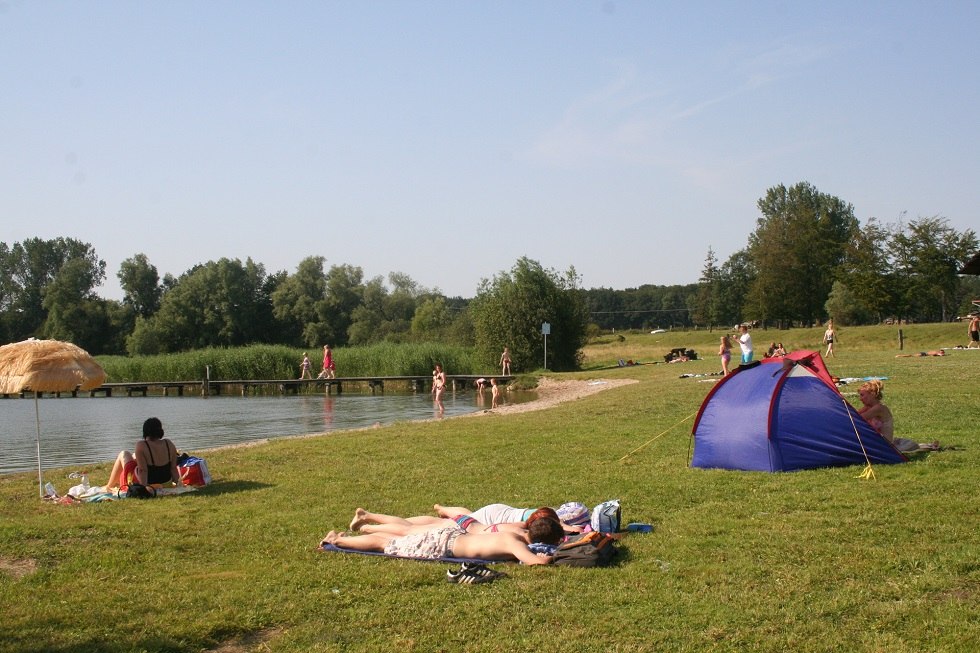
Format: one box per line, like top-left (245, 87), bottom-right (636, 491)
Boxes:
top-left (552, 531), bottom-right (620, 567)
top-left (126, 483), bottom-right (157, 499)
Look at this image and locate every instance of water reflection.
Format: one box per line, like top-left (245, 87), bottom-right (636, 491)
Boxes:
top-left (0, 389), bottom-right (533, 476)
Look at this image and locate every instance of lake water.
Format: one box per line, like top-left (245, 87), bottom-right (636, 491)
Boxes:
top-left (0, 389), bottom-right (523, 476)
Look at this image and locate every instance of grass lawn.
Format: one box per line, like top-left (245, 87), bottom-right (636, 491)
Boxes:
top-left (1, 323), bottom-right (977, 652)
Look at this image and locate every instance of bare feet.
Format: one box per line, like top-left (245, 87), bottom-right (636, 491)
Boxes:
top-left (320, 530), bottom-right (341, 546)
top-left (349, 508), bottom-right (368, 532)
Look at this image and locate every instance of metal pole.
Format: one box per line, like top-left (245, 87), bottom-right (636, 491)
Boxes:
top-left (543, 334), bottom-right (548, 370)
top-left (35, 393), bottom-right (43, 498)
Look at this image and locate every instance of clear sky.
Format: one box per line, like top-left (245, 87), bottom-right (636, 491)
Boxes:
top-left (3, 1), bottom-right (977, 300)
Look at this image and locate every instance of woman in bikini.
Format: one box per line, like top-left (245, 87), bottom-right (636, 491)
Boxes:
top-left (105, 417), bottom-right (183, 488)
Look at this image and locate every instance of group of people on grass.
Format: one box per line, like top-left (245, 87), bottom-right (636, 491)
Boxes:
top-left (321, 502), bottom-right (585, 565)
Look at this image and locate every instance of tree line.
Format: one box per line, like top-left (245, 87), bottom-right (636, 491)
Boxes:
top-left (2, 181), bottom-right (976, 363)
top-left (0, 243), bottom-right (588, 371)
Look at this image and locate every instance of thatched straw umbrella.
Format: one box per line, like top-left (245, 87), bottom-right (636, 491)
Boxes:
top-left (0, 339), bottom-right (106, 497)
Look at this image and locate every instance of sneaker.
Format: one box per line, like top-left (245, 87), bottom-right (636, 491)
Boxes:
top-left (460, 562), bottom-right (506, 580)
top-left (446, 566), bottom-right (496, 584)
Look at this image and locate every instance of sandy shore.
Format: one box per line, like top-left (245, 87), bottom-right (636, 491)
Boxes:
top-left (472, 376), bottom-right (637, 416)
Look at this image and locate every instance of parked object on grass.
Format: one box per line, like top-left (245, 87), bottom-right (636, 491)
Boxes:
top-left (691, 350), bottom-right (907, 472)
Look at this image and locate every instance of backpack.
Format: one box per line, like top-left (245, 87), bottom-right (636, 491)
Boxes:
top-left (552, 531), bottom-right (619, 568)
top-left (590, 499), bottom-right (621, 533)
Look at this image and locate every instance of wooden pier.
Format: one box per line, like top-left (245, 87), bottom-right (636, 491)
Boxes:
top-left (2, 375), bottom-right (513, 399)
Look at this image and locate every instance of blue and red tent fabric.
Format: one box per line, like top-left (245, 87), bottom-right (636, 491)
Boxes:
top-left (691, 350), bottom-right (907, 472)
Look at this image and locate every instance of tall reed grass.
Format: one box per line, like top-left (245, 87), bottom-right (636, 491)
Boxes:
top-left (97, 343), bottom-right (477, 382)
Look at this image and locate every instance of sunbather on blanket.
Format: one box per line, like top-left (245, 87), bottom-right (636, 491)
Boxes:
top-left (321, 516), bottom-right (564, 565)
top-left (858, 380), bottom-right (940, 452)
top-left (434, 503), bottom-right (585, 533)
top-left (349, 507), bottom-right (559, 537)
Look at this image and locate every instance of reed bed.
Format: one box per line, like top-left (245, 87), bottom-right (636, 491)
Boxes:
top-left (97, 342), bottom-right (478, 382)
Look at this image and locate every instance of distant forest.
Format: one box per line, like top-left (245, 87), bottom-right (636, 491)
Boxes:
top-left (2, 182), bottom-right (977, 356)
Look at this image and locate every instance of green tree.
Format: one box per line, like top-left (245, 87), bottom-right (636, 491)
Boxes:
top-left (470, 257), bottom-right (588, 372)
top-left (889, 217), bottom-right (978, 322)
top-left (824, 280), bottom-right (870, 326)
top-left (271, 256), bottom-right (329, 347)
top-left (837, 218), bottom-right (893, 323)
top-left (692, 248), bottom-right (724, 329)
top-left (411, 296), bottom-right (454, 341)
top-left (118, 254), bottom-right (162, 319)
top-left (746, 182), bottom-right (859, 326)
top-left (129, 258), bottom-right (272, 353)
top-left (40, 257), bottom-right (112, 351)
top-left (0, 237), bottom-right (106, 341)
top-left (348, 272), bottom-right (425, 345)
top-left (716, 249), bottom-right (754, 327)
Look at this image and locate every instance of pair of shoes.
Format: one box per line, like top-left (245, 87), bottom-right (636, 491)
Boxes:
top-left (446, 563), bottom-right (505, 584)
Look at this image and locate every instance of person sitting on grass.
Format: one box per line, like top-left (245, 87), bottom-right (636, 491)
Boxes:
top-left (857, 380), bottom-right (939, 452)
top-left (105, 417), bottom-right (184, 489)
top-left (321, 516), bottom-right (564, 565)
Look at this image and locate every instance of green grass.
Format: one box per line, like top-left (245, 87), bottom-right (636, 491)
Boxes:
top-left (1, 324), bottom-right (978, 652)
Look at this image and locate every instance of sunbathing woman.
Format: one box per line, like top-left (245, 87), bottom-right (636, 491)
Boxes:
top-left (322, 516), bottom-right (563, 565)
top-left (858, 380), bottom-right (939, 452)
top-left (348, 506), bottom-right (559, 537)
top-left (435, 502), bottom-right (586, 533)
top-left (895, 350), bottom-right (945, 357)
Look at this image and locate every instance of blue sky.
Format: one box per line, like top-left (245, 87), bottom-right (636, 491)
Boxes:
top-left (2, 1), bottom-right (977, 300)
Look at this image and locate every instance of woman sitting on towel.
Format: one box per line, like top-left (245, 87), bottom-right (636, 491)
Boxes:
top-left (858, 380), bottom-right (939, 452)
top-left (105, 417), bottom-right (183, 488)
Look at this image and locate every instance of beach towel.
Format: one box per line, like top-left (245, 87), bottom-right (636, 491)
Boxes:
top-left (318, 542), bottom-right (499, 565)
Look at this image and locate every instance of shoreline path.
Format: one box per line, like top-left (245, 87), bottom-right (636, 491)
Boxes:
top-left (203, 377), bottom-right (638, 454)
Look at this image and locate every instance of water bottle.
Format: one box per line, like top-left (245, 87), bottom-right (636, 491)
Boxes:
top-left (44, 482), bottom-right (57, 497)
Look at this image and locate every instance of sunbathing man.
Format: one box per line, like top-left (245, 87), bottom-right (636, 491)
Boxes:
top-left (348, 506), bottom-right (558, 537)
top-left (321, 516), bottom-right (563, 565)
top-left (895, 350), bottom-right (945, 357)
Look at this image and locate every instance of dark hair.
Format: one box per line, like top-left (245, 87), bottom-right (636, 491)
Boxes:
top-left (142, 417), bottom-right (164, 440)
top-left (527, 517), bottom-right (564, 545)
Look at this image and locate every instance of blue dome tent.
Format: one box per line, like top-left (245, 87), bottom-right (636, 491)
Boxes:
top-left (691, 350), bottom-right (907, 472)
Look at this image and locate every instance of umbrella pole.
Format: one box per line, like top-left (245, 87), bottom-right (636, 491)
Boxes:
top-left (35, 392), bottom-right (44, 498)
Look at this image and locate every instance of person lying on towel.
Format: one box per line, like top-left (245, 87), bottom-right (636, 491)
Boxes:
top-left (434, 502), bottom-right (587, 533)
top-left (321, 516), bottom-right (563, 565)
top-left (349, 506), bottom-right (559, 537)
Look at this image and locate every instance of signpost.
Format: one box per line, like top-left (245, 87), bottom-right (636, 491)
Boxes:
top-left (541, 322), bottom-right (551, 370)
